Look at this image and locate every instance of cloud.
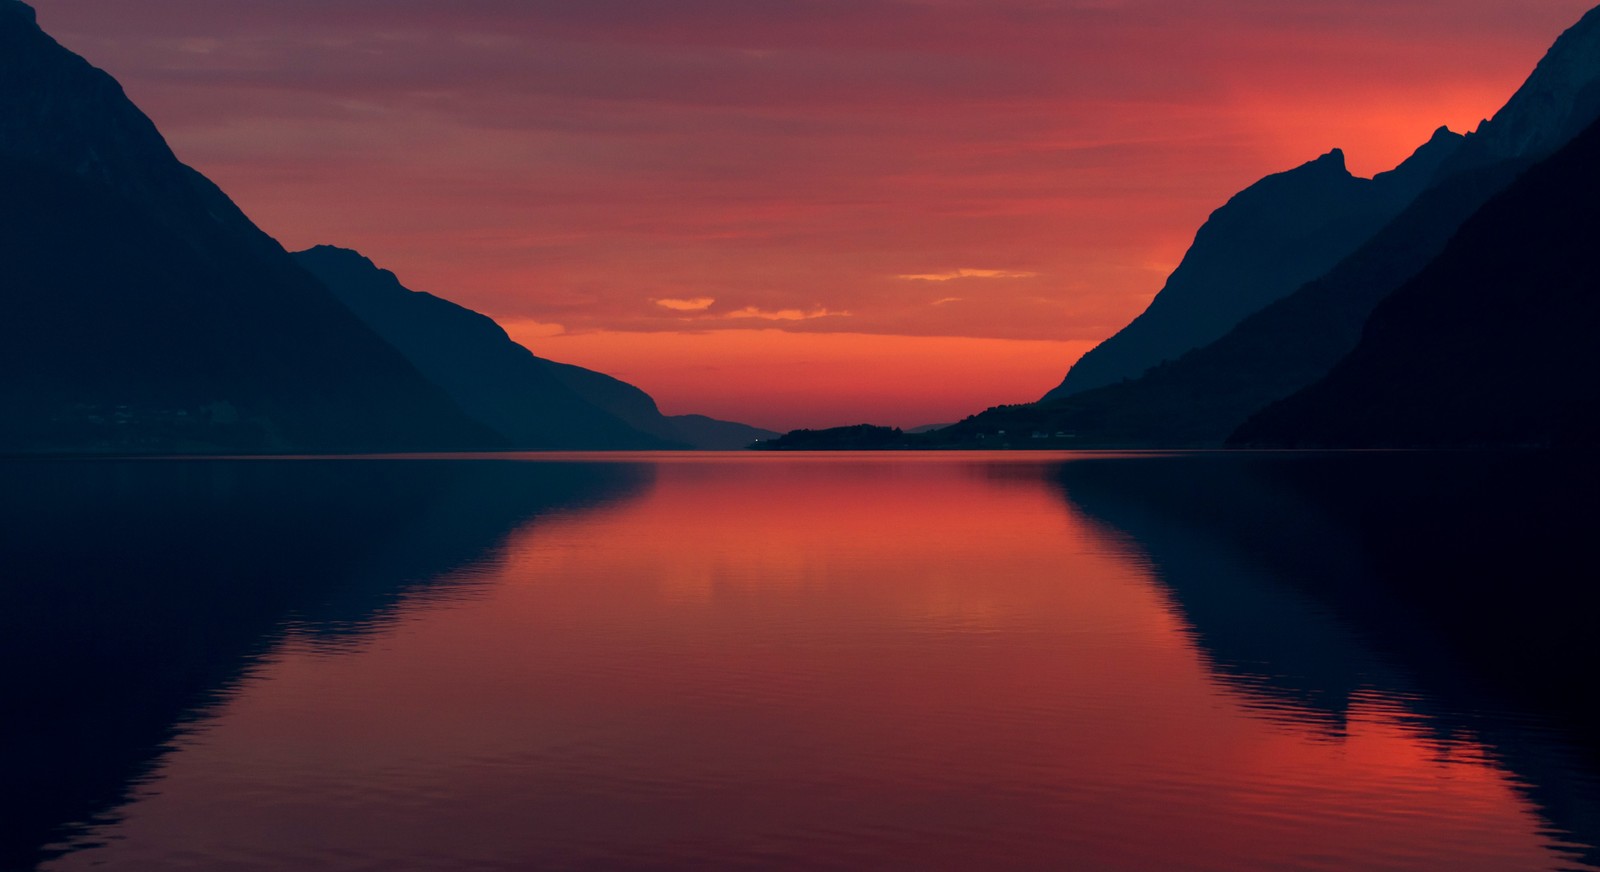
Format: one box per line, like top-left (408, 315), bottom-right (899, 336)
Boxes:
top-left (898, 269), bottom-right (1040, 282)
top-left (655, 296), bottom-right (716, 311)
top-left (496, 317), bottom-right (567, 345)
top-left (723, 306), bottom-right (849, 322)
top-left (647, 299), bottom-right (845, 322)
top-left (932, 297), bottom-right (963, 306)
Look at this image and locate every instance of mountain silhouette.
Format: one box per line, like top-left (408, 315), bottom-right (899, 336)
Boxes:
top-left (660, 414), bottom-right (780, 451)
top-left (0, 0), bottom-right (497, 453)
top-left (291, 247), bottom-right (678, 450)
top-left (293, 246), bottom-right (778, 450)
top-left (944, 155), bottom-right (1538, 446)
top-left (1010, 4), bottom-right (1600, 446)
top-left (1231, 113), bottom-right (1600, 448)
top-left (1046, 132), bottom-right (1462, 400)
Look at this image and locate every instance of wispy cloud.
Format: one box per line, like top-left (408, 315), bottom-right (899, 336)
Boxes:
top-left (898, 269), bottom-right (1039, 282)
top-left (655, 297), bottom-right (717, 312)
top-left (932, 297), bottom-right (963, 306)
top-left (723, 306), bottom-right (849, 322)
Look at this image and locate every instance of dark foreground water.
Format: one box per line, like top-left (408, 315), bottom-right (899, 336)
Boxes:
top-left (3, 451), bottom-right (1599, 871)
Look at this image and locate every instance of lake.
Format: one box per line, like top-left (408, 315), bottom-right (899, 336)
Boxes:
top-left (3, 451), bottom-right (1599, 871)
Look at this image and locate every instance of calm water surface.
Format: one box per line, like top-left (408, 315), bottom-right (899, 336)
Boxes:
top-left (3, 452), bottom-right (1598, 871)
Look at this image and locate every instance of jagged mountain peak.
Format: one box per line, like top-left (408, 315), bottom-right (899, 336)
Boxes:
top-left (302, 245), bottom-right (394, 282)
top-left (305, 243), bottom-right (369, 261)
top-left (1370, 125), bottom-right (1464, 199)
top-left (1232, 111), bottom-right (1600, 448)
top-left (1312, 148), bottom-right (1348, 171)
top-left (1213, 149), bottom-right (1357, 214)
top-left (1042, 140), bottom-right (1418, 400)
top-left (1403, 125), bottom-right (1466, 163)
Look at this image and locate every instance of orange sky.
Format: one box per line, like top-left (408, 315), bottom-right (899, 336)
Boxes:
top-left (27, 0), bottom-right (1599, 430)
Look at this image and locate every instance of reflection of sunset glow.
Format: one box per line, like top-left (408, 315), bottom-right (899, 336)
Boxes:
top-left (52, 455), bottom-right (1585, 871)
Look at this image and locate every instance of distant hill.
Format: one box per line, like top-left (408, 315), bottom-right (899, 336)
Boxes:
top-left (752, 425), bottom-right (905, 451)
top-left (0, 0), bottom-right (493, 453)
top-left (1231, 114), bottom-right (1600, 448)
top-left (1045, 132), bottom-right (1461, 400)
top-left (664, 414), bottom-right (780, 451)
top-left (293, 247), bottom-right (778, 451)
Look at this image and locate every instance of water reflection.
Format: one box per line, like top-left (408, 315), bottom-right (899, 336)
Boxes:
top-left (7, 453), bottom-right (1600, 871)
top-left (0, 457), bottom-right (651, 870)
top-left (1053, 451), bottom-right (1600, 868)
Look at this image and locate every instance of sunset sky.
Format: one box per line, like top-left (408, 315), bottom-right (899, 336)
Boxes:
top-left (28, 0), bottom-right (1597, 430)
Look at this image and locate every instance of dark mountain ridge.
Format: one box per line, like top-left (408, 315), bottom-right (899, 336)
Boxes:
top-left (1231, 113), bottom-right (1600, 448)
top-left (1007, 3), bottom-right (1600, 447)
top-left (950, 155), bottom-right (1536, 448)
top-left (290, 246), bottom-right (677, 451)
top-left (1, 2), bottom-right (769, 453)
top-left (757, 3), bottom-right (1600, 451)
top-left (1438, 4), bottom-right (1600, 174)
top-left (293, 247), bottom-right (778, 451)
top-left (0, 0), bottom-right (494, 453)
top-left (1046, 129), bottom-right (1463, 399)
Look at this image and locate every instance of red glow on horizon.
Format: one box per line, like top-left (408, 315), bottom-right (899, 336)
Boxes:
top-left (508, 327), bottom-right (1096, 431)
top-left (23, 0), bottom-right (1599, 428)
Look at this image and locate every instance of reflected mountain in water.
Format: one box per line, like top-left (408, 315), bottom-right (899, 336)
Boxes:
top-left (0, 458), bottom-right (651, 871)
top-left (1053, 452), bottom-right (1600, 868)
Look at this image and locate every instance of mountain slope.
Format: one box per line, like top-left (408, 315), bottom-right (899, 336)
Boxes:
top-left (663, 414), bottom-right (779, 451)
top-left (538, 361), bottom-right (778, 448)
top-left (292, 247), bottom-right (779, 450)
top-left (1231, 115), bottom-right (1600, 448)
top-left (1046, 131), bottom-right (1462, 399)
top-left (1006, 3), bottom-right (1600, 446)
top-left (1438, 4), bottom-right (1600, 174)
top-left (291, 246), bottom-right (679, 450)
top-left (0, 0), bottom-right (494, 453)
top-left (950, 158), bottom-right (1532, 447)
